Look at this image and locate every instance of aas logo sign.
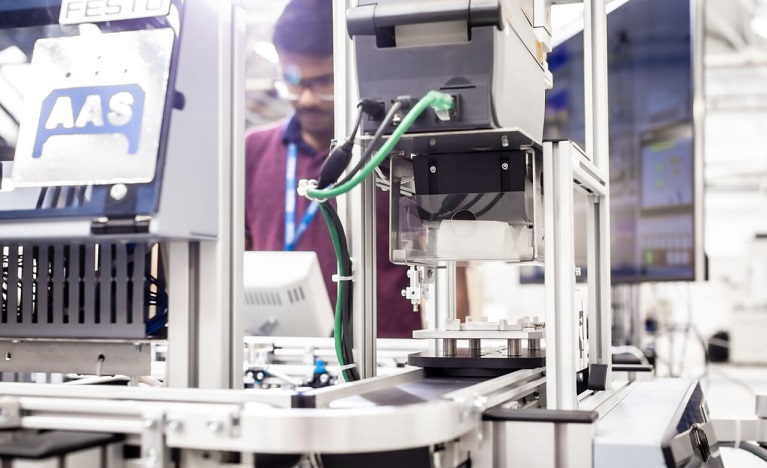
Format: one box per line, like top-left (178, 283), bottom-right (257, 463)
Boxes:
top-left (34, 84), bottom-right (145, 158)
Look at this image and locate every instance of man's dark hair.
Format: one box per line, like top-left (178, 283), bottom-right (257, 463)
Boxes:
top-left (273, 0), bottom-right (333, 57)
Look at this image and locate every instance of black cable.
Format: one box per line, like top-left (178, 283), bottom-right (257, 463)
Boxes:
top-left (321, 202), bottom-right (360, 381)
top-left (317, 108), bottom-right (365, 189)
top-left (420, 193), bottom-right (502, 221)
top-left (332, 205), bottom-right (359, 381)
top-left (319, 203), bottom-right (354, 379)
top-left (317, 101), bottom-right (373, 189)
top-left (434, 194), bottom-right (470, 218)
top-left (312, 100), bottom-right (407, 381)
top-left (349, 103), bottom-right (365, 140)
top-left (474, 192), bottom-right (505, 218)
top-left (328, 208), bottom-right (355, 380)
top-left (335, 100), bottom-right (404, 187)
top-left (461, 193), bottom-right (485, 212)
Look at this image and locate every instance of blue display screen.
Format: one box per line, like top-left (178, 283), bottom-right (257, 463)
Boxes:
top-left (526, 0), bottom-right (700, 283)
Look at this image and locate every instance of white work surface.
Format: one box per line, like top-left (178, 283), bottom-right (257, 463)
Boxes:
top-left (701, 364), bottom-right (767, 467)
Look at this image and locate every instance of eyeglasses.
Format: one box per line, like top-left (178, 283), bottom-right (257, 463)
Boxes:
top-left (274, 73), bottom-right (334, 102)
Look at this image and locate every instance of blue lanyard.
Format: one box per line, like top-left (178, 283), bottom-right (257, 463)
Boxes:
top-left (285, 142), bottom-right (319, 251)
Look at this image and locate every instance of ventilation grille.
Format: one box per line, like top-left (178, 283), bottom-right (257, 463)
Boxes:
top-left (0, 243), bottom-right (150, 339)
top-left (35, 186), bottom-right (91, 210)
top-left (244, 286), bottom-right (305, 307)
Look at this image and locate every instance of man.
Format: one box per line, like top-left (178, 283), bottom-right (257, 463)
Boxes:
top-left (245, 0), bottom-right (422, 338)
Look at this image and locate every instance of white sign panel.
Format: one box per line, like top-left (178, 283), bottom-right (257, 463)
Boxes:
top-left (12, 29), bottom-right (174, 187)
top-left (59, 0), bottom-right (172, 25)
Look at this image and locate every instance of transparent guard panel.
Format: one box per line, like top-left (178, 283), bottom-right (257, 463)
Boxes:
top-left (389, 149), bottom-right (545, 265)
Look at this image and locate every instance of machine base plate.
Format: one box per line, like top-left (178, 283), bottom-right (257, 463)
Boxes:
top-left (408, 348), bottom-right (546, 377)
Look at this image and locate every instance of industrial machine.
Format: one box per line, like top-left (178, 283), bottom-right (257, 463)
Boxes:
top-left (0, 0), bottom-right (748, 467)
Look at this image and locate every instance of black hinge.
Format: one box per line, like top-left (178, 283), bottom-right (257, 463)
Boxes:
top-left (91, 216), bottom-right (151, 235)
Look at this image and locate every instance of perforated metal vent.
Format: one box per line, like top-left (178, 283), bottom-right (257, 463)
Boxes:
top-left (0, 243), bottom-right (151, 339)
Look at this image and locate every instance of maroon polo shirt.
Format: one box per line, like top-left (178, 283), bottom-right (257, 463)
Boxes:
top-left (245, 116), bottom-right (422, 338)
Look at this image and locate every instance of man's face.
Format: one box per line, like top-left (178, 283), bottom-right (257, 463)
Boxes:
top-left (277, 52), bottom-right (335, 137)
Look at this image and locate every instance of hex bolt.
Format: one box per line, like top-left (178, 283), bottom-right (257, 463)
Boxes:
top-left (430, 166), bottom-right (437, 173)
top-left (144, 447), bottom-right (158, 467)
top-left (207, 420), bottom-right (222, 433)
top-left (109, 183), bottom-right (128, 201)
top-left (166, 419), bottom-right (182, 431)
top-left (502, 162), bottom-right (509, 170)
top-left (429, 139), bottom-right (437, 146)
top-left (142, 418), bottom-right (156, 429)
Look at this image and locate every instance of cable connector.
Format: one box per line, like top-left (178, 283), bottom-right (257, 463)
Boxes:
top-left (428, 90), bottom-right (454, 112)
top-left (394, 95), bottom-right (420, 110)
top-left (305, 91), bottom-right (454, 201)
top-left (297, 179), bottom-right (328, 203)
top-left (317, 138), bottom-right (354, 189)
top-left (395, 92), bottom-right (453, 121)
top-left (358, 98), bottom-right (385, 120)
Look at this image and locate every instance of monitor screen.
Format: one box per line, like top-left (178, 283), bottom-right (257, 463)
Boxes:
top-left (534, 0), bottom-right (704, 283)
top-left (243, 251), bottom-right (334, 337)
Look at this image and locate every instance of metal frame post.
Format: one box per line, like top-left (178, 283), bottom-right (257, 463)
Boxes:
top-left (229, 1), bottom-right (247, 390)
top-left (585, 0), bottom-right (613, 382)
top-left (333, 0), bottom-right (377, 378)
top-left (544, 142), bottom-right (578, 410)
top-left (545, 137), bottom-right (610, 411)
top-left (173, 0), bottom-right (244, 389)
top-left (165, 242), bottom-right (195, 388)
top-left (692, 0), bottom-right (706, 281)
top-left (586, 175), bottom-right (612, 373)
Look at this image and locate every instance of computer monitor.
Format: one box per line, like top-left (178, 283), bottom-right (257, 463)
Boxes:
top-left (243, 251), bottom-right (334, 337)
top-left (525, 0), bottom-right (705, 283)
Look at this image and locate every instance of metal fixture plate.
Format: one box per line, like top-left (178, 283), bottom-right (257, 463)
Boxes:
top-left (0, 340), bottom-right (151, 375)
top-left (413, 330), bottom-right (544, 340)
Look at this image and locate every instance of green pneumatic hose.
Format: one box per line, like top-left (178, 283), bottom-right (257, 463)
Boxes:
top-left (302, 90), bottom-right (454, 200)
top-left (303, 90), bottom-right (453, 381)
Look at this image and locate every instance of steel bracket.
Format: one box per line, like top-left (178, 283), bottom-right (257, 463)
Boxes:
top-left (0, 397), bottom-right (20, 429)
